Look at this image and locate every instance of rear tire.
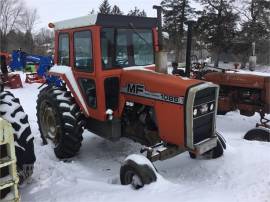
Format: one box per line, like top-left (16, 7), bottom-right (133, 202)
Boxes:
top-left (244, 127), bottom-right (270, 142)
top-left (120, 155), bottom-right (157, 189)
top-left (0, 91), bottom-right (36, 184)
top-left (36, 85), bottom-right (84, 159)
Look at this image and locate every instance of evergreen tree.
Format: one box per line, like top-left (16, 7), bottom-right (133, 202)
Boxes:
top-left (111, 5), bottom-right (123, 15)
top-left (233, 0), bottom-right (270, 66)
top-left (99, 0), bottom-right (111, 14)
top-left (196, 0), bottom-right (238, 67)
top-left (128, 7), bottom-right (147, 17)
top-left (161, 0), bottom-right (194, 62)
top-left (24, 30), bottom-right (34, 53)
top-left (241, 0), bottom-right (270, 45)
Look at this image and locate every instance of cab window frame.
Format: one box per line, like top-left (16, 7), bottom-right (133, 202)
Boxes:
top-left (58, 32), bottom-right (70, 66)
top-left (73, 30), bottom-right (94, 73)
top-left (100, 27), bottom-right (155, 70)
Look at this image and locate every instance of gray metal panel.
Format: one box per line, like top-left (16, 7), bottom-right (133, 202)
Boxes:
top-left (96, 14), bottom-right (158, 28)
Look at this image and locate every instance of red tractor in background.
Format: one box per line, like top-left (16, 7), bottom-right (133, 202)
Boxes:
top-left (36, 7), bottom-right (226, 189)
top-left (178, 22), bottom-right (270, 142)
top-left (0, 52), bottom-right (23, 89)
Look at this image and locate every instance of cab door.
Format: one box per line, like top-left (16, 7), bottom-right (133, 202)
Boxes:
top-left (71, 28), bottom-right (101, 119)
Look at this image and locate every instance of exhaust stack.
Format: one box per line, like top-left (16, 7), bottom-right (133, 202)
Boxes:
top-left (153, 5), bottom-right (167, 74)
top-left (185, 21), bottom-right (196, 78)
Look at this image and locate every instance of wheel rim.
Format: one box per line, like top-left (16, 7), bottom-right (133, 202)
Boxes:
top-left (124, 170), bottom-right (143, 189)
top-left (39, 101), bottom-right (60, 144)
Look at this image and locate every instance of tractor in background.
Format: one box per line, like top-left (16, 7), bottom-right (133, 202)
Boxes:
top-left (36, 7), bottom-right (226, 189)
top-left (175, 22), bottom-right (270, 142)
top-left (0, 52), bottom-right (23, 89)
top-left (10, 50), bottom-right (53, 84)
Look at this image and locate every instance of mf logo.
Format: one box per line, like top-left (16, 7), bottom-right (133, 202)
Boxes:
top-left (127, 84), bottom-right (144, 94)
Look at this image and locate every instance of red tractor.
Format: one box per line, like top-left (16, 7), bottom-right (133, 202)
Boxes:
top-left (174, 22), bottom-right (270, 142)
top-left (203, 71), bottom-right (270, 141)
top-left (36, 10), bottom-right (226, 188)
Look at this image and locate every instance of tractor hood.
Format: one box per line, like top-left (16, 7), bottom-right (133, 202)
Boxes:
top-left (120, 69), bottom-right (203, 101)
top-left (204, 71), bottom-right (270, 89)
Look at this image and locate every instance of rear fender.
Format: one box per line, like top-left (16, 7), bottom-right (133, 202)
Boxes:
top-left (48, 65), bottom-right (89, 117)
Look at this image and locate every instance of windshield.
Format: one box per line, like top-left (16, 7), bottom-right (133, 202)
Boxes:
top-left (101, 28), bottom-right (154, 69)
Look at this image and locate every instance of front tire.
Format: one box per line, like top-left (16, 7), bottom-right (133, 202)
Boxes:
top-left (36, 85), bottom-right (84, 159)
top-left (244, 127), bottom-right (270, 142)
top-left (120, 155), bottom-right (157, 189)
top-left (189, 133), bottom-right (226, 159)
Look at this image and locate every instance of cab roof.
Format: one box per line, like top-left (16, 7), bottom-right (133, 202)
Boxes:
top-left (51, 13), bottom-right (158, 31)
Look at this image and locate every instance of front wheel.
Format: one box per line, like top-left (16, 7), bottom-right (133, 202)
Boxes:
top-left (189, 133), bottom-right (226, 159)
top-left (120, 154), bottom-right (157, 189)
top-left (36, 85), bottom-right (84, 159)
top-left (244, 127), bottom-right (270, 142)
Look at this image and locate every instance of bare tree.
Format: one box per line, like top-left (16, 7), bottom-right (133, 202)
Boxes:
top-left (19, 8), bottom-right (39, 33)
top-left (0, 0), bottom-right (24, 51)
top-left (34, 28), bottom-right (54, 55)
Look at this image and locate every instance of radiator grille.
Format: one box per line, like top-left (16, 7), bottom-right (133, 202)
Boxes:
top-left (193, 87), bottom-right (216, 144)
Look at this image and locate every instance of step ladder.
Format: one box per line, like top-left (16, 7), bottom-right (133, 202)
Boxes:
top-left (0, 118), bottom-right (19, 202)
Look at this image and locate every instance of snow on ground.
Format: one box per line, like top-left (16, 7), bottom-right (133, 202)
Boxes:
top-left (7, 69), bottom-right (270, 202)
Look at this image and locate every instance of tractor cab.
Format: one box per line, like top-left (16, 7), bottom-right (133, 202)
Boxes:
top-left (49, 14), bottom-right (159, 121)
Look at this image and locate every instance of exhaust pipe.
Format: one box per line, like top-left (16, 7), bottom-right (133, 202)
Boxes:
top-left (185, 21), bottom-right (196, 78)
top-left (153, 5), bottom-right (163, 51)
top-left (153, 5), bottom-right (167, 74)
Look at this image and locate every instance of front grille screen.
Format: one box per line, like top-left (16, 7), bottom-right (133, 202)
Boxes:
top-left (193, 87), bottom-right (216, 144)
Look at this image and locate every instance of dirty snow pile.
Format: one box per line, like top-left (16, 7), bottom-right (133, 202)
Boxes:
top-left (7, 68), bottom-right (270, 202)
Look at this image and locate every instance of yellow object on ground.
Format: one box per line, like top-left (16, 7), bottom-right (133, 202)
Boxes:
top-left (0, 118), bottom-right (19, 202)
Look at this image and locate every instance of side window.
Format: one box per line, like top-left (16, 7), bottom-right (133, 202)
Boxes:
top-left (74, 31), bottom-right (93, 72)
top-left (78, 78), bottom-right (97, 109)
top-left (58, 33), bottom-right (70, 66)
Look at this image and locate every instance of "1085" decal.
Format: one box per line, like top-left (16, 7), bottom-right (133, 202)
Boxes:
top-left (121, 83), bottom-right (184, 105)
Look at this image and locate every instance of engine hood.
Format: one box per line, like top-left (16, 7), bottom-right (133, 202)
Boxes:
top-left (204, 71), bottom-right (270, 89)
top-left (120, 69), bottom-right (203, 98)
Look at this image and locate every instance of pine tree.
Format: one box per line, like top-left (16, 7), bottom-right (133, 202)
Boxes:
top-left (111, 5), bottom-right (123, 15)
top-left (99, 0), bottom-right (111, 14)
top-left (128, 7), bottom-right (147, 17)
top-left (234, 0), bottom-right (270, 66)
top-left (161, 0), bottom-right (194, 62)
top-left (24, 30), bottom-right (34, 53)
top-left (196, 0), bottom-right (238, 67)
top-left (241, 0), bottom-right (270, 43)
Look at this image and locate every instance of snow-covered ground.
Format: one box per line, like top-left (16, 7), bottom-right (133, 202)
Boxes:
top-left (7, 68), bottom-right (270, 202)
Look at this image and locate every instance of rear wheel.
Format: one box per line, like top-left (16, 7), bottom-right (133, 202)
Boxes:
top-left (36, 85), bottom-right (84, 159)
top-left (244, 127), bottom-right (270, 142)
top-left (0, 91), bottom-right (36, 184)
top-left (120, 155), bottom-right (157, 189)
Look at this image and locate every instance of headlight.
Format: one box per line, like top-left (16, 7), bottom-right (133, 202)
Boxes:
top-left (209, 103), bottom-right (214, 111)
top-left (193, 108), bottom-right (198, 116)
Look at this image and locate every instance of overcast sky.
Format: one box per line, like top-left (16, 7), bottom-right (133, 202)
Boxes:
top-left (24, 0), bottom-right (202, 30)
